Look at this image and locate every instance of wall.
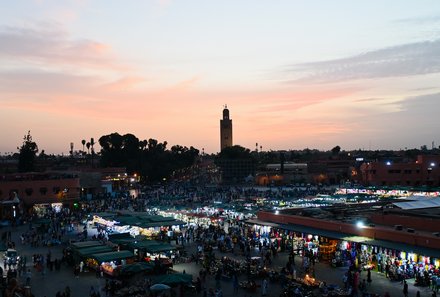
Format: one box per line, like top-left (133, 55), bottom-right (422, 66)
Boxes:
top-left (258, 211), bottom-right (440, 250)
top-left (370, 213), bottom-right (440, 233)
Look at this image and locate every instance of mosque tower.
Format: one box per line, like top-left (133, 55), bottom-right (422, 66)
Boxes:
top-left (220, 105), bottom-right (233, 151)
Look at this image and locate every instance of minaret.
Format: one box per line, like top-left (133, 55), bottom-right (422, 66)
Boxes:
top-left (220, 105), bottom-right (233, 151)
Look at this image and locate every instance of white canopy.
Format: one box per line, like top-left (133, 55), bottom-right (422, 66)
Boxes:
top-left (393, 198), bottom-right (440, 210)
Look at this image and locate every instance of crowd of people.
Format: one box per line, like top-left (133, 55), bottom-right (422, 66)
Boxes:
top-left (1, 184), bottom-right (439, 297)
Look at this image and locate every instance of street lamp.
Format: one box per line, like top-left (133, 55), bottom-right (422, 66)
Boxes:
top-left (356, 221), bottom-right (365, 229)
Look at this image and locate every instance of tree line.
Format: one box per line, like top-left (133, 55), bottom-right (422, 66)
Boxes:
top-left (15, 131), bottom-right (199, 183)
top-left (98, 132), bottom-right (199, 182)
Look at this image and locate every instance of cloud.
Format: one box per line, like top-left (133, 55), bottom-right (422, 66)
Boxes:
top-left (0, 22), bottom-right (127, 72)
top-left (286, 39), bottom-right (440, 84)
top-left (393, 15), bottom-right (440, 25)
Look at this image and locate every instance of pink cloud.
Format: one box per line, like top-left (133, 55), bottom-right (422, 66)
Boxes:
top-left (0, 22), bottom-right (128, 72)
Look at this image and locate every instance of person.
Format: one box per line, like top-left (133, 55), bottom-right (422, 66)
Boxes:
top-left (360, 279), bottom-right (366, 293)
top-left (90, 286), bottom-right (96, 297)
top-left (403, 280), bottom-right (408, 297)
top-left (4, 278), bottom-right (23, 297)
top-left (25, 269), bottom-right (32, 286)
top-left (367, 268), bottom-right (372, 286)
top-left (262, 278), bottom-right (268, 296)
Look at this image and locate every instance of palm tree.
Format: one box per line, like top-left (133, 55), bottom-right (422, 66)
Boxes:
top-left (86, 142), bottom-right (91, 155)
top-left (90, 138), bottom-right (95, 167)
top-left (81, 139), bottom-right (86, 155)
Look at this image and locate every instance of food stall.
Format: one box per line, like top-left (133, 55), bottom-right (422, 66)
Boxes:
top-left (90, 250), bottom-right (135, 276)
top-left (129, 240), bottom-right (176, 268)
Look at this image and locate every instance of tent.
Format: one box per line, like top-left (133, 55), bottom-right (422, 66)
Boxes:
top-left (154, 273), bottom-right (192, 286)
top-left (76, 245), bottom-right (113, 258)
top-left (118, 262), bottom-right (154, 276)
top-left (70, 241), bottom-right (103, 250)
top-left (91, 250), bottom-right (134, 263)
top-left (393, 198), bottom-right (440, 210)
top-left (129, 240), bottom-right (176, 253)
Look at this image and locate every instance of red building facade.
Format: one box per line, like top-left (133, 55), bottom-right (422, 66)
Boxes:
top-left (360, 155), bottom-right (440, 187)
top-left (0, 173), bottom-right (80, 207)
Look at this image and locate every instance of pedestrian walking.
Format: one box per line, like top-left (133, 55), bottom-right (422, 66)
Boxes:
top-left (25, 269), bottom-right (32, 286)
top-left (403, 280), bottom-right (408, 297)
top-left (367, 268), bottom-right (372, 286)
top-left (262, 278), bottom-right (268, 296)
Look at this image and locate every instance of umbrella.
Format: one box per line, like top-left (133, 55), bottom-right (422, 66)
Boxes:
top-left (150, 284), bottom-right (171, 291)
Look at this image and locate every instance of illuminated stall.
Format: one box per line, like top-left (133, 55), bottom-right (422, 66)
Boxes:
top-left (90, 250), bottom-right (135, 276)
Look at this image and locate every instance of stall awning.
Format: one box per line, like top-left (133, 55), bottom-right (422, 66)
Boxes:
top-left (129, 240), bottom-right (176, 253)
top-left (119, 262), bottom-right (154, 276)
top-left (245, 218), bottom-right (283, 228)
top-left (110, 238), bottom-right (137, 245)
top-left (341, 236), bottom-right (440, 258)
top-left (70, 241), bottom-right (103, 250)
top-left (279, 223), bottom-right (440, 258)
top-left (76, 245), bottom-right (113, 257)
top-left (279, 223), bottom-right (351, 240)
top-left (91, 250), bottom-right (134, 263)
top-left (392, 198), bottom-right (440, 210)
top-left (154, 273), bottom-right (192, 286)
top-left (108, 233), bottom-right (132, 241)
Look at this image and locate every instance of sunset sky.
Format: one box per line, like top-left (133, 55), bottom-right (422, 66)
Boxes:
top-left (1, 1), bottom-right (440, 155)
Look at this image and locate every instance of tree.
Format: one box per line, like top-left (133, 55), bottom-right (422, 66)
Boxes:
top-left (18, 131), bottom-right (39, 172)
top-left (81, 139), bottom-right (86, 155)
top-left (331, 145), bottom-right (341, 155)
top-left (215, 145), bottom-right (256, 183)
top-left (98, 132), bottom-right (199, 183)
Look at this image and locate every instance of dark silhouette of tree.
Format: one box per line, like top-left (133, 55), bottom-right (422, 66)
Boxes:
top-left (215, 145), bottom-right (256, 183)
top-left (98, 132), bottom-right (199, 183)
top-left (90, 137), bottom-right (95, 167)
top-left (81, 139), bottom-right (86, 155)
top-left (18, 131), bottom-right (39, 172)
top-left (331, 145), bottom-right (341, 155)
top-left (217, 145), bottom-right (254, 160)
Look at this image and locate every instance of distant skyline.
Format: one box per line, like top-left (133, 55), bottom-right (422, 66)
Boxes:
top-left (1, 1), bottom-right (440, 155)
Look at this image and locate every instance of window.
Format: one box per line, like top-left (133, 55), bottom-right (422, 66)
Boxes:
top-left (25, 188), bottom-right (33, 196)
top-left (40, 187), bottom-right (48, 195)
top-left (53, 187), bottom-right (60, 194)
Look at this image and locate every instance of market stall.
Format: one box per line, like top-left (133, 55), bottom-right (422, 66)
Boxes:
top-left (74, 245), bottom-right (114, 263)
top-left (89, 250), bottom-right (135, 276)
top-left (154, 273), bottom-right (192, 286)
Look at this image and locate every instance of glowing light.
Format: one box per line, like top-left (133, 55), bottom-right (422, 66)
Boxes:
top-left (356, 221), bottom-right (365, 229)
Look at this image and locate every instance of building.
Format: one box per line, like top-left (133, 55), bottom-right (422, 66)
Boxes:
top-left (0, 172), bottom-right (81, 212)
top-left (255, 198), bottom-right (440, 262)
top-left (220, 105), bottom-right (233, 151)
top-left (360, 155), bottom-right (440, 187)
top-left (255, 162), bottom-right (309, 186)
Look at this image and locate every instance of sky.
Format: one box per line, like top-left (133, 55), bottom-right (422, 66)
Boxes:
top-left (1, 0), bottom-right (440, 155)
